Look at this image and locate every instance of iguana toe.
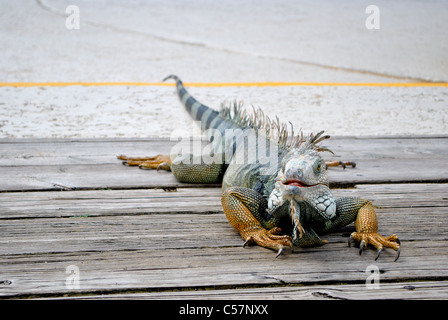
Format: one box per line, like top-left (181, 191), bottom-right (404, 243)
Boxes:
top-left (349, 231), bottom-right (401, 261)
top-left (242, 227), bottom-right (292, 257)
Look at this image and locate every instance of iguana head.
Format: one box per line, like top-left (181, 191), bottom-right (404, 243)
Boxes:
top-left (276, 131), bottom-right (336, 221)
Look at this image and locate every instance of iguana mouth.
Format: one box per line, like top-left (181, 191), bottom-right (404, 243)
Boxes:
top-left (282, 179), bottom-right (316, 188)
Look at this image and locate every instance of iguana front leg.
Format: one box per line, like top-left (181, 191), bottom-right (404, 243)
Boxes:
top-left (349, 201), bottom-right (401, 261)
top-left (221, 187), bottom-right (292, 257)
top-left (326, 197), bottom-right (400, 261)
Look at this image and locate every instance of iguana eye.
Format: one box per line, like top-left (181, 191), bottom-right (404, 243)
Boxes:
top-left (316, 163), bottom-right (322, 173)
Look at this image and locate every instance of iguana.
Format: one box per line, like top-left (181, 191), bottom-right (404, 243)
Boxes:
top-left (118, 75), bottom-right (400, 261)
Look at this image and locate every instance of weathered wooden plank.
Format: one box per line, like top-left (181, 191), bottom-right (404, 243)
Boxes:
top-left (0, 206), bottom-right (445, 257)
top-left (0, 184), bottom-right (446, 260)
top-left (336, 183), bottom-right (448, 208)
top-left (0, 214), bottom-right (238, 255)
top-left (0, 242), bottom-right (446, 298)
top-left (0, 138), bottom-right (171, 166)
top-left (0, 208), bottom-right (442, 255)
top-left (0, 164), bottom-right (207, 191)
top-left (72, 281), bottom-right (448, 300)
top-left (1, 158), bottom-right (447, 191)
top-left (1, 184), bottom-right (446, 219)
top-left (0, 190), bottom-right (223, 219)
top-left (1, 184), bottom-right (445, 254)
top-left (0, 137), bottom-right (447, 191)
top-left (1, 136), bottom-right (447, 166)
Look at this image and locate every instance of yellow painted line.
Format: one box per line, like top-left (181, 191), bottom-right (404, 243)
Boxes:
top-left (0, 82), bottom-right (447, 87)
top-left (0, 82), bottom-right (174, 87)
top-left (183, 82), bottom-right (448, 87)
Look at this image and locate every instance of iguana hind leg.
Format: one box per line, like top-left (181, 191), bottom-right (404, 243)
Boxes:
top-left (222, 187), bottom-right (292, 257)
top-left (118, 153), bottom-right (224, 184)
top-left (325, 160), bottom-right (356, 169)
top-left (118, 154), bottom-right (171, 171)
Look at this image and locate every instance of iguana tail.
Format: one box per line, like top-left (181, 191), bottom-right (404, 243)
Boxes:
top-left (163, 75), bottom-right (222, 131)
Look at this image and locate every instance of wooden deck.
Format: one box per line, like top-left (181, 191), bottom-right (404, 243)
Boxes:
top-left (1, 136), bottom-right (447, 300)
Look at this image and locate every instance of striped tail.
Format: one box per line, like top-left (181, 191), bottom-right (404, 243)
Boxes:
top-left (163, 75), bottom-right (220, 131)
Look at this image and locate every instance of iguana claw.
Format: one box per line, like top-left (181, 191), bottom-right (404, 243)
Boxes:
top-left (375, 247), bottom-right (382, 261)
top-left (359, 239), bottom-right (366, 255)
top-left (275, 247), bottom-right (284, 258)
top-left (394, 247), bottom-right (401, 262)
top-left (243, 238), bottom-right (251, 248)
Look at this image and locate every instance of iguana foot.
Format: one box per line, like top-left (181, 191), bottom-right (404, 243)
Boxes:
top-left (349, 201), bottom-right (400, 261)
top-left (222, 187), bottom-right (292, 257)
top-left (242, 227), bottom-right (293, 258)
top-left (325, 160), bottom-right (356, 169)
top-left (117, 154), bottom-right (172, 171)
top-left (349, 232), bottom-right (400, 262)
